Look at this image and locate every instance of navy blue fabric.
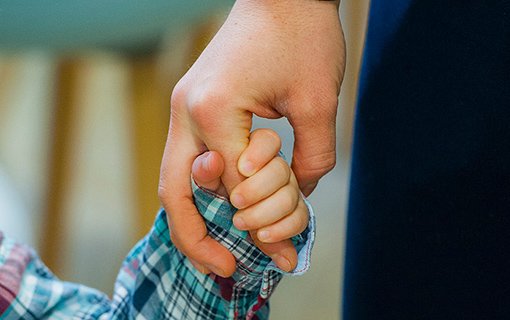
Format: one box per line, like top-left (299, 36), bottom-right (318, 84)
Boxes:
top-left (344, 1), bottom-right (510, 319)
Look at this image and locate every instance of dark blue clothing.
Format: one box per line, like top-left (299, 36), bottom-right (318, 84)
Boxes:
top-left (344, 1), bottom-right (510, 319)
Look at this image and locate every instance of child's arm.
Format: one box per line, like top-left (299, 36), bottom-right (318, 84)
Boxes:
top-left (0, 129), bottom-right (315, 320)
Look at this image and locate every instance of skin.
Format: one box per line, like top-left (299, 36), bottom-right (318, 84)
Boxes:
top-left (190, 129), bottom-right (309, 274)
top-left (159, 0), bottom-right (345, 277)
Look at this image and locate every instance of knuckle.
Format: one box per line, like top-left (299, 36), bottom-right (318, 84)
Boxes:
top-left (167, 224), bottom-right (187, 252)
top-left (233, 184), bottom-right (249, 202)
top-left (172, 79), bottom-right (231, 129)
top-left (170, 80), bottom-right (187, 109)
top-left (157, 180), bottom-right (171, 205)
top-left (168, 232), bottom-right (181, 249)
top-left (288, 211), bottom-right (307, 237)
top-left (295, 150), bottom-right (336, 182)
top-left (281, 195), bottom-right (294, 215)
top-left (298, 216), bottom-right (308, 234)
top-left (188, 92), bottom-right (227, 127)
top-left (271, 228), bottom-right (287, 242)
top-left (273, 157), bottom-right (291, 179)
top-left (317, 152), bottom-right (337, 174)
top-left (169, 230), bottom-right (194, 255)
top-left (298, 205), bottom-right (309, 231)
top-left (240, 213), bottom-right (257, 229)
top-left (281, 186), bottom-right (298, 213)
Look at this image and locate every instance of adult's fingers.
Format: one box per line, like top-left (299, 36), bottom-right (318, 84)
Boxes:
top-left (190, 150), bottom-right (226, 275)
top-left (238, 128), bottom-right (282, 177)
top-left (289, 99), bottom-right (338, 196)
top-left (159, 115), bottom-right (236, 277)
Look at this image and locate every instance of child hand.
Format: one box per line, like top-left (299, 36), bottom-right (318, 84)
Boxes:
top-left (191, 129), bottom-right (309, 272)
top-left (230, 129), bottom-right (309, 254)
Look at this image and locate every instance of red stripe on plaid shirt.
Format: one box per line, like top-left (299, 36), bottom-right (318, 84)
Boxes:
top-left (0, 233), bottom-right (31, 313)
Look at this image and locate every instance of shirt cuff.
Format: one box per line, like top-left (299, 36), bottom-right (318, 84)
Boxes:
top-left (191, 178), bottom-right (316, 276)
top-left (115, 181), bottom-right (317, 320)
top-left (191, 178), bottom-right (316, 318)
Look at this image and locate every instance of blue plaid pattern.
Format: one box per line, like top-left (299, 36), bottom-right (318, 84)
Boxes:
top-left (0, 180), bottom-right (316, 319)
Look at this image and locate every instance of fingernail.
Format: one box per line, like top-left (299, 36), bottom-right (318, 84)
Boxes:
top-left (205, 264), bottom-right (226, 277)
top-left (203, 152), bottom-right (212, 171)
top-left (230, 193), bottom-right (245, 208)
top-left (272, 254), bottom-right (291, 272)
top-left (257, 230), bottom-right (270, 242)
top-left (233, 215), bottom-right (246, 230)
top-left (241, 160), bottom-right (255, 176)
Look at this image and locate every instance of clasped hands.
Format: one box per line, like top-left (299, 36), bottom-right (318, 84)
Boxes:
top-left (158, 0), bottom-right (344, 277)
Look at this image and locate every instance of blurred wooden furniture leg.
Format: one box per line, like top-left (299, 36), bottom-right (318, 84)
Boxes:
top-left (129, 55), bottom-right (169, 238)
top-left (40, 59), bottom-right (80, 275)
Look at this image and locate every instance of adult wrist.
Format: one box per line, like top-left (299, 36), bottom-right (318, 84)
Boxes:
top-left (234, 0), bottom-right (339, 13)
top-left (231, 0), bottom-right (340, 27)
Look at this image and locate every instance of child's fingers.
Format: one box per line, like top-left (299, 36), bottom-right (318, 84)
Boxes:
top-left (230, 157), bottom-right (290, 209)
top-left (238, 128), bottom-right (281, 177)
top-left (256, 199), bottom-right (309, 243)
top-left (249, 231), bottom-right (298, 272)
top-left (233, 184), bottom-right (299, 230)
top-left (191, 151), bottom-right (226, 195)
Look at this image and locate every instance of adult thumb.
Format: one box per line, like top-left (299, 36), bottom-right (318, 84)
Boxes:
top-left (290, 108), bottom-right (337, 197)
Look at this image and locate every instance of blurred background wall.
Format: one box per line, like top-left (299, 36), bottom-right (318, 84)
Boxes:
top-left (0, 1), bottom-right (369, 319)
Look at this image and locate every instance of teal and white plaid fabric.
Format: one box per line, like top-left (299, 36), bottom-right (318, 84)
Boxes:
top-left (0, 180), bottom-right (315, 319)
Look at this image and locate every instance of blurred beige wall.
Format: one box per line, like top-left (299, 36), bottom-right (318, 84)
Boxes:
top-left (0, 53), bottom-right (55, 249)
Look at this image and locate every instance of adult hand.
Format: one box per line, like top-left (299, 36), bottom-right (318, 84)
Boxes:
top-left (159, 0), bottom-right (345, 277)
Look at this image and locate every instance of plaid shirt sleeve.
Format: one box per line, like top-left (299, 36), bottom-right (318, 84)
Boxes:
top-left (0, 179), bottom-right (316, 320)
